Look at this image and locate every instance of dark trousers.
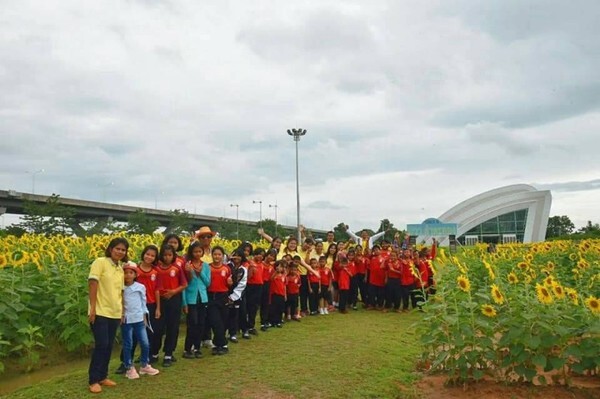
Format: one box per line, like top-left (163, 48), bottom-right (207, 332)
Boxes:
top-left (349, 275), bottom-right (358, 305)
top-left (385, 279), bottom-right (402, 310)
top-left (244, 284), bottom-right (262, 331)
top-left (184, 302), bottom-right (207, 352)
top-left (286, 293), bottom-right (298, 317)
top-left (227, 301), bottom-right (240, 337)
top-left (238, 294), bottom-right (248, 333)
top-left (260, 282), bottom-right (271, 325)
top-left (207, 292), bottom-right (229, 348)
top-left (339, 289), bottom-right (349, 311)
top-left (299, 275), bottom-right (309, 312)
top-left (368, 284), bottom-right (385, 308)
top-left (89, 316), bottom-right (120, 385)
top-left (309, 282), bottom-right (320, 312)
top-left (320, 285), bottom-right (331, 303)
top-left (356, 273), bottom-right (368, 304)
top-left (269, 294), bottom-right (285, 325)
top-left (152, 294), bottom-right (182, 357)
top-left (400, 284), bottom-right (417, 310)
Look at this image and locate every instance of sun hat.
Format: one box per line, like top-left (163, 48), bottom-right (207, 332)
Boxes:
top-left (123, 261), bottom-right (138, 274)
top-left (195, 226), bottom-right (216, 238)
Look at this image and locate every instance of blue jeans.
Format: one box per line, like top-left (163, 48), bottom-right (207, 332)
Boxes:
top-left (89, 316), bottom-right (120, 385)
top-left (121, 321), bottom-right (150, 367)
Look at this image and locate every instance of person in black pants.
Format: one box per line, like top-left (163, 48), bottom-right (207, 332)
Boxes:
top-left (206, 247), bottom-right (232, 355)
top-left (244, 248), bottom-right (265, 334)
top-left (260, 249), bottom-right (277, 330)
top-left (268, 262), bottom-right (287, 327)
top-left (226, 250), bottom-right (248, 343)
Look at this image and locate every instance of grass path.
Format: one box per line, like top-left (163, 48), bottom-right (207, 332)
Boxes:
top-left (1, 310), bottom-right (423, 399)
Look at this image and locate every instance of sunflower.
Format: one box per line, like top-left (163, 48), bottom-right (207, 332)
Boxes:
top-left (457, 275), bottom-right (471, 293)
top-left (568, 253), bottom-right (578, 261)
top-left (507, 272), bottom-right (519, 284)
top-left (0, 254), bottom-right (7, 268)
top-left (517, 261), bottom-right (529, 271)
top-left (491, 284), bottom-right (505, 305)
top-left (565, 288), bottom-right (578, 305)
top-left (552, 284), bottom-right (566, 300)
top-left (584, 296), bottom-right (600, 315)
top-left (525, 253), bottom-right (533, 261)
top-left (543, 276), bottom-right (555, 287)
top-left (483, 260), bottom-right (496, 280)
top-left (536, 283), bottom-right (553, 304)
top-left (481, 304), bottom-right (497, 318)
top-left (577, 259), bottom-right (589, 269)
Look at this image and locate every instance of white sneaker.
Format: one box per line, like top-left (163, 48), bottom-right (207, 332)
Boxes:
top-left (324, 308), bottom-right (329, 315)
top-left (125, 366), bottom-right (140, 379)
top-left (319, 308), bottom-right (324, 315)
top-left (139, 364), bottom-right (160, 376)
top-left (202, 340), bottom-right (215, 349)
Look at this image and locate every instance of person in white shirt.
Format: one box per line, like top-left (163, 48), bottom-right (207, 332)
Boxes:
top-left (343, 225), bottom-right (387, 250)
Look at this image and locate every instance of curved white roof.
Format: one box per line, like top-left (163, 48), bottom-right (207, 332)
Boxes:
top-left (437, 184), bottom-right (551, 243)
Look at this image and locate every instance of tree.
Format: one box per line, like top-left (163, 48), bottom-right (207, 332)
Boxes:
top-left (127, 210), bottom-right (160, 235)
top-left (165, 209), bottom-right (193, 235)
top-left (17, 194), bottom-right (76, 235)
top-left (545, 215), bottom-right (575, 238)
top-left (578, 220), bottom-right (600, 234)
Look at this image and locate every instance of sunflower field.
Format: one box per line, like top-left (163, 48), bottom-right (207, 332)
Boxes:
top-left (420, 240), bottom-right (600, 385)
top-left (0, 233), bottom-right (266, 373)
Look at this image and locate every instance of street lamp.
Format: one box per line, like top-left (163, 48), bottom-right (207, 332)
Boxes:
top-left (27, 169), bottom-right (45, 194)
top-left (252, 200), bottom-right (263, 228)
top-left (230, 204), bottom-right (239, 240)
top-left (154, 190), bottom-right (165, 209)
top-left (269, 203), bottom-right (278, 236)
top-left (287, 128), bottom-right (306, 242)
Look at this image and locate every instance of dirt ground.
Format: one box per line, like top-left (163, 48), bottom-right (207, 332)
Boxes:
top-left (417, 374), bottom-right (600, 399)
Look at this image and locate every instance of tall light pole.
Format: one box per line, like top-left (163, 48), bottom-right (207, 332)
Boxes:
top-left (154, 190), bottom-right (165, 209)
top-left (230, 204), bottom-right (239, 240)
top-left (252, 200), bottom-right (263, 228)
top-left (287, 128), bottom-right (306, 242)
top-left (27, 169), bottom-right (45, 194)
top-left (269, 203), bottom-right (278, 236)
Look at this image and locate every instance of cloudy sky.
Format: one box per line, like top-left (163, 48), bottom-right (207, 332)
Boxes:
top-left (1, 0), bottom-right (599, 232)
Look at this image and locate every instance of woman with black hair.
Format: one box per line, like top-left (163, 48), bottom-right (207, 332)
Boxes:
top-left (88, 237), bottom-right (129, 394)
top-left (226, 248), bottom-right (248, 343)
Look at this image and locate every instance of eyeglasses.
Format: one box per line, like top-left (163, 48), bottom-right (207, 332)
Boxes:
top-left (199, 235), bottom-right (212, 239)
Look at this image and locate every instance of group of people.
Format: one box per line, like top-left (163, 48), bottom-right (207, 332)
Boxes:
top-left (86, 225), bottom-right (436, 394)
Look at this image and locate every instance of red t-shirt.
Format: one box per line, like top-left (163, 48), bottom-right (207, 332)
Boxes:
top-left (415, 260), bottom-right (429, 288)
top-left (175, 255), bottom-right (188, 282)
top-left (386, 259), bottom-right (402, 280)
top-left (368, 256), bottom-right (387, 287)
top-left (354, 257), bottom-right (367, 274)
top-left (286, 274), bottom-right (301, 295)
top-left (156, 263), bottom-right (186, 296)
top-left (262, 263), bottom-right (274, 283)
top-left (308, 271), bottom-right (320, 284)
top-left (136, 265), bottom-right (159, 304)
top-left (208, 264), bottom-right (231, 293)
top-left (338, 267), bottom-right (352, 290)
top-left (400, 260), bottom-right (416, 286)
top-left (247, 261), bottom-right (264, 285)
top-left (270, 274), bottom-right (286, 297)
top-left (319, 267), bottom-right (332, 286)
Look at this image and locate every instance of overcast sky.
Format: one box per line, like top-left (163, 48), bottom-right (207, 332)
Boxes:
top-left (1, 0), bottom-right (599, 232)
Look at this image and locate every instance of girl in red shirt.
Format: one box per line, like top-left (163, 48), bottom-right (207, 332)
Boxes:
top-left (384, 250), bottom-right (402, 312)
top-left (269, 261), bottom-right (287, 328)
top-left (260, 249), bottom-right (277, 330)
top-left (367, 245), bottom-right (387, 310)
top-left (306, 257), bottom-right (321, 315)
top-left (245, 248), bottom-right (265, 335)
top-left (207, 246), bottom-right (232, 355)
top-left (162, 234), bottom-right (187, 283)
top-left (318, 256), bottom-right (333, 314)
top-left (152, 244), bottom-right (187, 367)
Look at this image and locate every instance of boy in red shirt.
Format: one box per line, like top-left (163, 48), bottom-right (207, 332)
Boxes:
top-left (384, 250), bottom-right (402, 312)
top-left (399, 250), bottom-right (416, 311)
top-left (306, 257), bottom-right (321, 315)
top-left (337, 257), bottom-right (353, 314)
top-left (352, 247), bottom-right (368, 309)
top-left (245, 248), bottom-right (265, 336)
top-left (286, 264), bottom-right (301, 321)
top-left (260, 249), bottom-right (277, 331)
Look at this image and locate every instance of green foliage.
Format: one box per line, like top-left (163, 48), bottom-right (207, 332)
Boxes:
top-left (17, 195), bottom-right (75, 236)
top-left (12, 325), bottom-right (45, 372)
top-left (126, 210), bottom-right (159, 234)
top-left (546, 215), bottom-right (576, 238)
top-left (164, 209), bottom-right (193, 235)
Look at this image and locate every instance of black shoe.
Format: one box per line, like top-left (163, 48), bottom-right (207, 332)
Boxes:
top-left (242, 331), bottom-right (251, 339)
top-left (310, 311), bottom-right (318, 316)
top-left (212, 347), bottom-right (219, 356)
top-left (182, 351), bottom-right (195, 359)
top-left (260, 324), bottom-right (268, 332)
top-left (162, 357), bottom-right (173, 367)
top-left (221, 346), bottom-right (229, 354)
top-left (171, 355), bottom-right (177, 362)
top-left (248, 328), bottom-right (258, 335)
top-left (194, 350), bottom-right (202, 359)
top-left (229, 336), bottom-right (239, 343)
top-left (352, 305), bottom-right (358, 310)
top-left (149, 355), bottom-right (159, 365)
top-left (115, 363), bottom-right (126, 374)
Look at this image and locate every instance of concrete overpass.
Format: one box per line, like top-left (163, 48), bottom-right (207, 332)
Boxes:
top-left (0, 189), bottom-right (325, 235)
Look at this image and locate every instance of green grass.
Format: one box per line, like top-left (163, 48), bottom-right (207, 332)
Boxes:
top-left (1, 310), bottom-right (424, 399)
